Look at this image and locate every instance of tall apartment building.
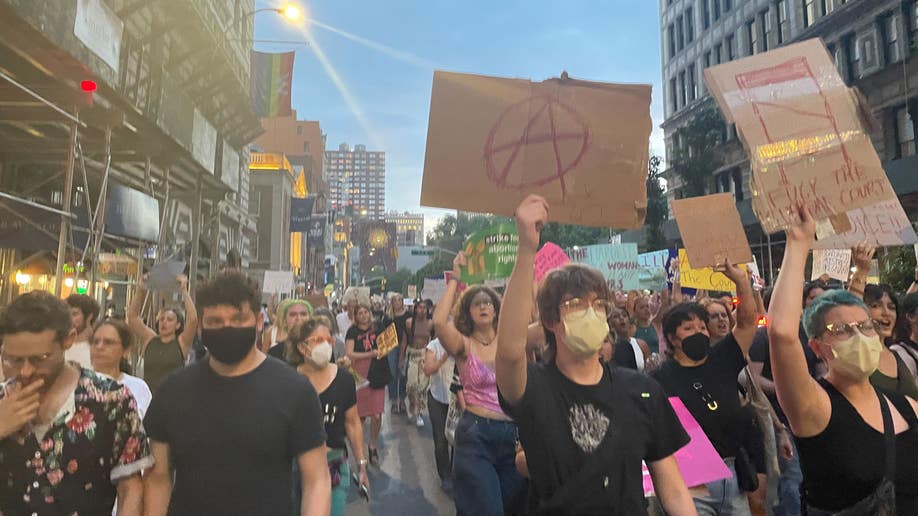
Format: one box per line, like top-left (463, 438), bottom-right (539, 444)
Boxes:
top-left (385, 211), bottom-right (425, 246)
top-left (654, 0), bottom-right (918, 280)
top-left (325, 143), bottom-right (386, 221)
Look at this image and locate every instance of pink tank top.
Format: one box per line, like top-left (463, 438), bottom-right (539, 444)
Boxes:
top-left (458, 350), bottom-right (506, 416)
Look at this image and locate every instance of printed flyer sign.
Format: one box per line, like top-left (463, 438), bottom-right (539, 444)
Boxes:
top-left (460, 223), bottom-right (519, 284)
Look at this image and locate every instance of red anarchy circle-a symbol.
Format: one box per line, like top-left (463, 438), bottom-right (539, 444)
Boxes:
top-left (483, 95), bottom-right (590, 197)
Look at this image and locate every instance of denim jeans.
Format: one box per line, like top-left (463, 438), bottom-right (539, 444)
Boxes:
top-left (292, 449), bottom-right (350, 516)
top-left (452, 412), bottom-right (524, 516)
top-left (428, 391), bottom-right (452, 482)
top-left (693, 457), bottom-right (753, 516)
top-left (387, 349), bottom-right (406, 401)
top-left (774, 441), bottom-right (803, 516)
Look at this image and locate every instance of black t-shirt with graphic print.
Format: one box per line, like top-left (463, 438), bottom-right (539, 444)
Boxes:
top-left (318, 367), bottom-right (357, 450)
top-left (499, 362), bottom-right (689, 515)
top-left (651, 332), bottom-right (747, 458)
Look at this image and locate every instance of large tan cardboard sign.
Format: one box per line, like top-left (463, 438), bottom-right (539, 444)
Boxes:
top-left (703, 39), bottom-right (896, 234)
top-left (421, 71), bottom-right (652, 229)
top-left (672, 193), bottom-right (753, 268)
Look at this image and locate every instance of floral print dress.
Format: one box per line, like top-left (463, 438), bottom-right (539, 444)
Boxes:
top-left (0, 368), bottom-right (153, 515)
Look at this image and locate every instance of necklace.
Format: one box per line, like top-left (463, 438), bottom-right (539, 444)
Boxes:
top-left (472, 334), bottom-right (495, 346)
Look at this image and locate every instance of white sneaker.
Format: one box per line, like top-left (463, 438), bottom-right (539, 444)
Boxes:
top-left (415, 414), bottom-right (424, 427)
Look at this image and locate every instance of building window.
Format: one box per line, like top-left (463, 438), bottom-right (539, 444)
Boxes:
top-left (670, 77), bottom-right (678, 112)
top-left (704, 50), bottom-right (712, 68)
top-left (715, 43), bottom-right (723, 64)
top-left (303, 141), bottom-right (310, 153)
top-left (714, 0), bottom-right (721, 21)
top-left (679, 70), bottom-right (687, 108)
top-left (844, 34), bottom-right (859, 83)
top-left (747, 19), bottom-right (758, 55)
top-left (896, 106), bottom-right (916, 157)
top-left (724, 0), bottom-right (732, 11)
top-left (726, 34), bottom-right (736, 60)
top-left (676, 15), bottom-right (685, 51)
top-left (761, 11), bottom-right (770, 51)
top-left (297, 125), bottom-right (303, 135)
top-left (861, 34), bottom-right (878, 71)
top-left (688, 65), bottom-right (698, 101)
top-left (703, 0), bottom-right (711, 29)
top-left (804, 0), bottom-right (817, 27)
top-left (686, 7), bottom-right (695, 42)
top-left (885, 14), bottom-right (901, 64)
top-left (777, 0), bottom-right (788, 43)
top-left (910, 2), bottom-right (918, 47)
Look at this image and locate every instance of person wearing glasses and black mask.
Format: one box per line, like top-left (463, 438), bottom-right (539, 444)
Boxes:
top-left (768, 206), bottom-right (918, 514)
top-left (496, 195), bottom-right (695, 516)
top-left (651, 255), bottom-right (758, 515)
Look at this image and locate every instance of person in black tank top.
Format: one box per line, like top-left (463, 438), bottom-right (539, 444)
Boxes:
top-left (767, 206), bottom-right (918, 514)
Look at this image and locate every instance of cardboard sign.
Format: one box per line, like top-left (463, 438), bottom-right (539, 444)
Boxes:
top-left (262, 270), bottom-right (294, 295)
top-left (639, 249), bottom-right (673, 291)
top-left (812, 199), bottom-right (918, 249)
top-left (578, 243), bottom-right (640, 291)
top-left (304, 293), bottom-right (328, 309)
top-left (147, 260), bottom-right (186, 292)
top-left (460, 223), bottom-right (519, 284)
top-left (421, 70), bottom-right (652, 229)
top-left (672, 193), bottom-right (753, 269)
top-left (678, 249), bottom-right (742, 292)
top-left (643, 397), bottom-right (732, 494)
top-left (421, 278), bottom-right (447, 304)
top-left (811, 249), bottom-right (852, 281)
top-left (704, 39), bottom-right (898, 234)
top-left (376, 323), bottom-right (399, 358)
top-left (534, 242), bottom-right (570, 283)
top-left (407, 285), bottom-right (417, 299)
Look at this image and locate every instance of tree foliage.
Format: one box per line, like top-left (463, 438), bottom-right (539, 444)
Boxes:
top-left (644, 155), bottom-right (668, 251)
top-left (671, 107), bottom-right (725, 198)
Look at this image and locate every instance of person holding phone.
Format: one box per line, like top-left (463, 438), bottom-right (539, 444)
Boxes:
top-left (289, 317), bottom-right (370, 514)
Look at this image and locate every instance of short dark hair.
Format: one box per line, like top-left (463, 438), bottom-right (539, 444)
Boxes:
top-left (195, 271), bottom-right (261, 316)
top-left (662, 302), bottom-right (709, 346)
top-left (0, 291), bottom-right (73, 342)
top-left (537, 263), bottom-right (611, 353)
top-left (454, 286), bottom-right (501, 337)
top-left (803, 281), bottom-right (831, 306)
top-left (286, 317), bottom-right (330, 366)
top-left (66, 294), bottom-right (100, 325)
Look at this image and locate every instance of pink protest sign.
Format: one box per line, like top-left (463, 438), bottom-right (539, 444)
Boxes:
top-left (534, 243), bottom-right (570, 283)
top-left (642, 397), bottom-right (732, 495)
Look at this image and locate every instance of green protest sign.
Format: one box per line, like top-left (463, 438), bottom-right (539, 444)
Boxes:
top-left (460, 223), bottom-right (518, 284)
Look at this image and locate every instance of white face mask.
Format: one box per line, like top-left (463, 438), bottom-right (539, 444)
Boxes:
top-left (562, 307), bottom-right (610, 359)
top-left (309, 342), bottom-right (333, 368)
top-left (830, 332), bottom-right (883, 380)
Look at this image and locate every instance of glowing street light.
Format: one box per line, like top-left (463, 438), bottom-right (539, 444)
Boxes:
top-left (281, 4), bottom-right (302, 21)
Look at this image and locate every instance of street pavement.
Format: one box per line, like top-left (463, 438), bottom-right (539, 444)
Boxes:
top-left (344, 406), bottom-right (455, 516)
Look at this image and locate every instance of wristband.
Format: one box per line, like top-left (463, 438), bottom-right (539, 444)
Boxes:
top-left (358, 459), bottom-right (368, 466)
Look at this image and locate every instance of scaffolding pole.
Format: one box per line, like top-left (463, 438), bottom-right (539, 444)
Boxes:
top-left (54, 113), bottom-right (79, 296)
top-left (189, 174), bottom-right (203, 294)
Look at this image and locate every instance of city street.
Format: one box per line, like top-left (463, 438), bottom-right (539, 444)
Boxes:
top-left (344, 408), bottom-right (454, 516)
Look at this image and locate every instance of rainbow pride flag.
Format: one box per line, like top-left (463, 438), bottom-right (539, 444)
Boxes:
top-left (250, 50), bottom-right (295, 117)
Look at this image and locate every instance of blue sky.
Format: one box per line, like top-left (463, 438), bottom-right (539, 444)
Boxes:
top-left (254, 0), bottom-right (664, 230)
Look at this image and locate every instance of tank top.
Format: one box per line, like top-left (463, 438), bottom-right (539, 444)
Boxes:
top-left (458, 350), bottom-right (505, 416)
top-left (410, 319), bottom-right (433, 349)
top-left (143, 336), bottom-right (185, 394)
top-left (870, 352), bottom-right (918, 400)
top-left (634, 324), bottom-right (659, 354)
top-left (795, 379), bottom-right (918, 512)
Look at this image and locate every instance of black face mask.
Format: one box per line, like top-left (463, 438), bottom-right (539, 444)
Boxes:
top-left (202, 326), bottom-right (256, 365)
top-left (681, 332), bottom-right (711, 361)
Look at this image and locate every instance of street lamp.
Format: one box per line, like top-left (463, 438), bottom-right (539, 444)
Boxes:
top-left (238, 4), bottom-right (305, 25)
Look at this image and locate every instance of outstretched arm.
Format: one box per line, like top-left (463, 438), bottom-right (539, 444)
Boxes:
top-left (432, 254), bottom-right (469, 357)
top-left (177, 275), bottom-right (198, 358)
top-left (497, 195), bottom-right (547, 406)
top-left (767, 206), bottom-right (829, 437)
top-left (723, 261), bottom-right (756, 354)
top-left (127, 275), bottom-right (156, 347)
top-left (847, 242), bottom-right (875, 300)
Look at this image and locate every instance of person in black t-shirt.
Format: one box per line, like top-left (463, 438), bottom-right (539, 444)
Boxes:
top-left (289, 317), bottom-right (369, 516)
top-left (143, 272), bottom-right (330, 516)
top-left (651, 257), bottom-right (758, 516)
top-left (495, 195), bottom-right (695, 516)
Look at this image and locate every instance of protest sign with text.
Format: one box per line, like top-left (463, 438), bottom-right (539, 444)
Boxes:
top-left (576, 243), bottom-right (640, 291)
top-left (672, 193), bottom-right (753, 268)
top-left (704, 39), bottom-right (899, 234)
top-left (460, 223), bottom-right (519, 284)
top-left (678, 249), bottom-right (744, 292)
top-left (534, 242), bottom-right (570, 283)
top-left (639, 249), bottom-right (672, 291)
top-left (811, 249), bottom-right (852, 281)
top-left (421, 71), bottom-right (652, 228)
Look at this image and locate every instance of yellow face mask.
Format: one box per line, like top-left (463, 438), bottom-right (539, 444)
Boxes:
top-left (829, 333), bottom-right (883, 380)
top-left (562, 307), bottom-right (610, 359)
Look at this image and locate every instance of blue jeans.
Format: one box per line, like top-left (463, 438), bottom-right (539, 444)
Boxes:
top-left (452, 412), bottom-right (524, 516)
top-left (693, 457), bottom-right (752, 516)
top-left (387, 349), bottom-right (406, 401)
top-left (774, 441), bottom-right (803, 516)
top-left (292, 449), bottom-right (350, 516)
